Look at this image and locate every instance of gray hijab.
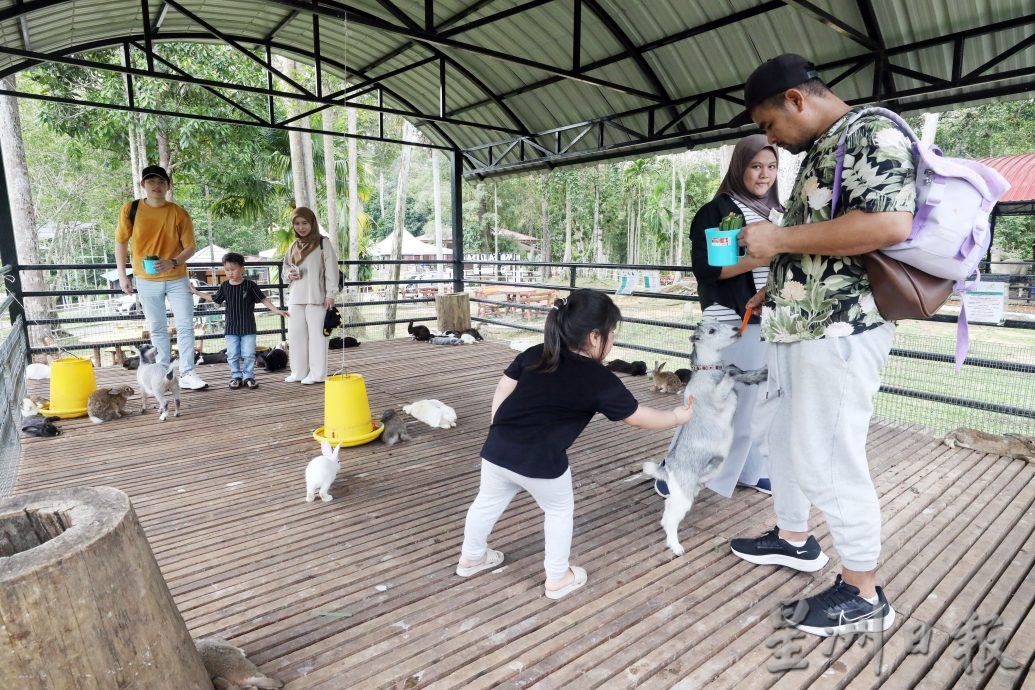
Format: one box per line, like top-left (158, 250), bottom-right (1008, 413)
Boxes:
top-left (715, 134), bottom-right (783, 220)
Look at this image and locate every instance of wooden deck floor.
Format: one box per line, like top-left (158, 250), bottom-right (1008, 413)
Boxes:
top-left (17, 339), bottom-right (1035, 689)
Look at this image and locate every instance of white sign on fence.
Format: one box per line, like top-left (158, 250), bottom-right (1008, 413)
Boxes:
top-left (961, 281), bottom-right (1007, 325)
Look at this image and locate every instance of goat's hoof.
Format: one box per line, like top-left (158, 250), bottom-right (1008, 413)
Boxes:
top-left (305, 495), bottom-right (315, 503)
top-left (667, 541), bottom-right (685, 557)
top-left (320, 494), bottom-right (333, 502)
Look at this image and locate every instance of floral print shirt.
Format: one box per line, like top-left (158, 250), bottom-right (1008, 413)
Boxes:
top-left (761, 108), bottom-right (916, 342)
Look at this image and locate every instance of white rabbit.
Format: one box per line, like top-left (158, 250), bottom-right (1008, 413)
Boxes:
top-left (25, 363), bottom-right (50, 379)
top-left (305, 440), bottom-right (342, 502)
top-left (403, 399), bottom-right (458, 429)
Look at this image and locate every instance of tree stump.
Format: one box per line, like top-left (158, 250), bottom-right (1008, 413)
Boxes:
top-left (436, 292), bottom-right (472, 333)
top-left (0, 487), bottom-right (211, 689)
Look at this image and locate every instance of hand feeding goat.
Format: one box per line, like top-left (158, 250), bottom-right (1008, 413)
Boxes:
top-left (642, 320), bottom-right (768, 556)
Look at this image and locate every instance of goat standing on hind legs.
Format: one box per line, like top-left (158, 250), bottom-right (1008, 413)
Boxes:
top-left (643, 320), bottom-right (768, 556)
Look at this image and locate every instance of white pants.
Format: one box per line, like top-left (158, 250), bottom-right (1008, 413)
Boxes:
top-left (461, 460), bottom-right (574, 581)
top-left (760, 323), bottom-right (894, 571)
top-left (706, 323), bottom-right (771, 497)
top-left (288, 304), bottom-right (328, 381)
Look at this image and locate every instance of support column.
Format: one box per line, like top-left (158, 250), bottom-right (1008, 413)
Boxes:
top-left (451, 149), bottom-right (465, 294)
top-left (0, 134), bottom-right (27, 359)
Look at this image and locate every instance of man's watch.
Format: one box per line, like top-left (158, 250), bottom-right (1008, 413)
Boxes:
top-left (171, 258), bottom-right (179, 268)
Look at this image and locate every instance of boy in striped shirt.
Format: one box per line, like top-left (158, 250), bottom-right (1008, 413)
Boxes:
top-left (192, 252), bottom-right (289, 389)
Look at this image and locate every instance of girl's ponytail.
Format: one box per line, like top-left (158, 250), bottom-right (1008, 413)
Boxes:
top-left (536, 297), bottom-right (568, 373)
top-left (533, 290), bottom-right (621, 373)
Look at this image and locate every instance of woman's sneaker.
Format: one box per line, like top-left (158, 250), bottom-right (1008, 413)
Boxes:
top-left (730, 527), bottom-right (829, 572)
top-left (737, 477), bottom-right (772, 495)
top-left (781, 575), bottom-right (895, 637)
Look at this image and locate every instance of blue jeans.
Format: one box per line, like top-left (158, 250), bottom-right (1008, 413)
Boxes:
top-left (136, 276), bottom-right (195, 377)
top-left (225, 334), bottom-right (257, 380)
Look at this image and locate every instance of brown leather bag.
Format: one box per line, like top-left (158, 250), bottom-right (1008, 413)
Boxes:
top-left (863, 252), bottom-right (955, 320)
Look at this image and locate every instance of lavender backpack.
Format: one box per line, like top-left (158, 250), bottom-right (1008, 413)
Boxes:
top-left (833, 107), bottom-right (1010, 283)
top-left (832, 108), bottom-right (1011, 370)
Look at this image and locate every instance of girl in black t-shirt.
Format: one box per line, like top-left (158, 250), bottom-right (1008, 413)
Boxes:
top-left (456, 289), bottom-right (694, 600)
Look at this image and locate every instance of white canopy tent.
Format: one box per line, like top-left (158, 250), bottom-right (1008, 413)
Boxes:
top-left (367, 230), bottom-right (452, 259)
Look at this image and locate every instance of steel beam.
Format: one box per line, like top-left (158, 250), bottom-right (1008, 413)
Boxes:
top-left (0, 86), bottom-right (453, 150)
top-left (462, 74), bottom-right (1035, 177)
top-left (0, 41), bottom-right (518, 135)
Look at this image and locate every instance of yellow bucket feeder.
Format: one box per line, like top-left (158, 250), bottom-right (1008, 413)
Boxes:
top-left (38, 357), bottom-right (96, 419)
top-left (313, 373), bottom-right (384, 446)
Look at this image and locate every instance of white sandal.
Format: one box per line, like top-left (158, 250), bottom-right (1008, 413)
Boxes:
top-left (456, 549), bottom-right (504, 577)
top-left (544, 566), bottom-right (588, 600)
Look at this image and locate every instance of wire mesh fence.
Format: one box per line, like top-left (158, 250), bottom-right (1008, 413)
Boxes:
top-left (9, 259), bottom-right (1035, 443)
top-left (0, 316), bottom-right (27, 498)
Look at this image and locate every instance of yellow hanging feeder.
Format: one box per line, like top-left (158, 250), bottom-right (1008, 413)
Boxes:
top-left (38, 357), bottom-right (96, 419)
top-left (313, 373), bottom-right (384, 446)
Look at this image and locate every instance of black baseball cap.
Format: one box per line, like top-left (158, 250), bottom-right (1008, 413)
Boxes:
top-left (140, 165), bottom-right (170, 183)
top-left (729, 54), bottom-right (821, 127)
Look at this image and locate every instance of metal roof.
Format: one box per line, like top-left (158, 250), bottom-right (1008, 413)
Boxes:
top-left (980, 153), bottom-right (1035, 215)
top-left (980, 154), bottom-right (1035, 203)
top-left (0, 0), bottom-right (1032, 178)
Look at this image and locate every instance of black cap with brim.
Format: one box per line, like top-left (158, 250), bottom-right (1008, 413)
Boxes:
top-left (140, 165), bottom-right (170, 183)
top-left (728, 54), bottom-right (821, 128)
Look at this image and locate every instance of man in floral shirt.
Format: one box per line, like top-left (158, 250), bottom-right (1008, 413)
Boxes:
top-left (728, 54), bottom-right (915, 637)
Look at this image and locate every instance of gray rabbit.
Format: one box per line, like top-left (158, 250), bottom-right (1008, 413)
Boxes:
top-left (195, 637), bottom-right (282, 690)
top-left (87, 385), bottom-right (135, 424)
top-left (943, 428), bottom-right (1035, 461)
top-left (380, 409), bottom-right (412, 445)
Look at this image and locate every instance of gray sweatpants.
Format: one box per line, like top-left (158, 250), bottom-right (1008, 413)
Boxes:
top-left (758, 323), bottom-right (894, 571)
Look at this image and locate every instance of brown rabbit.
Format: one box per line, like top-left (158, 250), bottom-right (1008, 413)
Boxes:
top-left (87, 385), bottom-right (135, 424)
top-left (195, 637), bottom-right (283, 690)
top-left (652, 361), bottom-right (684, 394)
top-left (943, 428), bottom-right (1035, 461)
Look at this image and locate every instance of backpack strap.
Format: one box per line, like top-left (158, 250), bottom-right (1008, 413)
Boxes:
top-left (831, 107), bottom-right (920, 217)
top-left (128, 199), bottom-right (140, 227)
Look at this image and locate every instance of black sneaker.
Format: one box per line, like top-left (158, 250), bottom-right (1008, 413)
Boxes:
top-left (730, 527), bottom-right (829, 572)
top-left (782, 575), bottom-right (896, 637)
top-left (228, 378), bottom-right (242, 390)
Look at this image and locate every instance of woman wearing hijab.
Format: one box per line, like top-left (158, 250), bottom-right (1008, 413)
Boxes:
top-left (283, 206), bottom-right (339, 384)
top-left (658, 134), bottom-right (783, 499)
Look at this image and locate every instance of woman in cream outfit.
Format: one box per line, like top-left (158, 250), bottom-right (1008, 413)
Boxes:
top-left (283, 207), bottom-right (339, 384)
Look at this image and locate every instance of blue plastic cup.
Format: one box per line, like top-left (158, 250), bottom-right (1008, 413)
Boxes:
top-left (142, 259), bottom-right (160, 274)
top-left (705, 227), bottom-right (747, 266)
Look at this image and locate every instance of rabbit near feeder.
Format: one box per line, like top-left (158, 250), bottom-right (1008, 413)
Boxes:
top-left (305, 440), bottom-right (343, 502)
top-left (87, 385), bottom-right (135, 424)
top-left (380, 409), bottom-right (412, 445)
